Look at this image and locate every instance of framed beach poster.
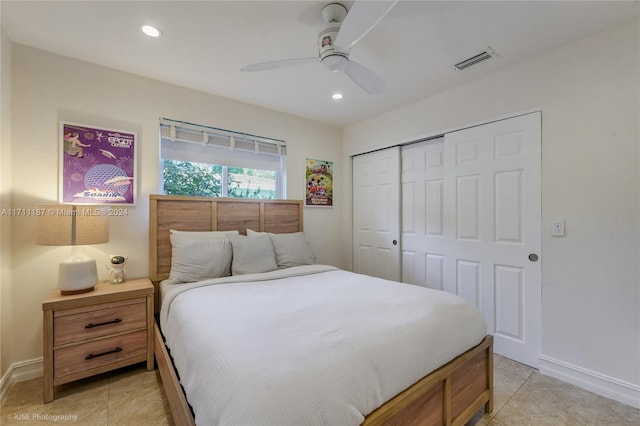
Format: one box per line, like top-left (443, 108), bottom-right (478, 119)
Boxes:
top-left (59, 122), bottom-right (137, 205)
top-left (305, 158), bottom-right (333, 207)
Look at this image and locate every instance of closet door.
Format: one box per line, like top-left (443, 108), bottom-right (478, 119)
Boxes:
top-left (352, 147), bottom-right (401, 281)
top-left (401, 138), bottom-right (446, 289)
top-left (444, 112), bottom-right (541, 367)
top-left (400, 112), bottom-right (541, 368)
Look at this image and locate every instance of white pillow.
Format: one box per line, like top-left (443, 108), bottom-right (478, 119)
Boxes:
top-left (270, 232), bottom-right (316, 269)
top-left (228, 234), bottom-right (277, 275)
top-left (246, 228), bottom-right (272, 237)
top-left (168, 233), bottom-right (233, 284)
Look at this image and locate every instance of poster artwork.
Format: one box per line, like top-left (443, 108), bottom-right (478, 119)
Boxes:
top-left (305, 158), bottom-right (333, 207)
top-left (60, 122), bottom-right (136, 205)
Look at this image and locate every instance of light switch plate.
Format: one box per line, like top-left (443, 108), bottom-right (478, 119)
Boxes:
top-left (551, 219), bottom-right (565, 237)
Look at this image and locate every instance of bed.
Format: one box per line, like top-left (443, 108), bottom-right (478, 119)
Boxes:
top-left (149, 194), bottom-right (493, 426)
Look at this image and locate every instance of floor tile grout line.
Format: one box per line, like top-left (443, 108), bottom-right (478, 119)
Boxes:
top-left (491, 367), bottom-right (537, 421)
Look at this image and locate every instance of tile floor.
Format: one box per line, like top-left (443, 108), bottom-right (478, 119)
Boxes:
top-left (1, 365), bottom-right (173, 426)
top-left (2, 355), bottom-right (639, 425)
top-left (469, 355), bottom-right (639, 426)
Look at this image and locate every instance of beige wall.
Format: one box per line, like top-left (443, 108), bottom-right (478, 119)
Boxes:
top-left (1, 29), bottom-right (13, 382)
top-left (343, 19), bottom-right (640, 392)
top-left (6, 44), bottom-right (343, 370)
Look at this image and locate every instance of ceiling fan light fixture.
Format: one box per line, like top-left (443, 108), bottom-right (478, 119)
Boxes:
top-left (322, 54), bottom-right (348, 72)
top-left (141, 25), bottom-right (162, 38)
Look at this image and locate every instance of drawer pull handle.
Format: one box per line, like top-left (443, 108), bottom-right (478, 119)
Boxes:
top-left (85, 347), bottom-right (122, 360)
top-left (85, 318), bottom-right (122, 329)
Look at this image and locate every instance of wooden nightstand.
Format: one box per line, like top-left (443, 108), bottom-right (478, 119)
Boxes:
top-left (42, 278), bottom-right (154, 403)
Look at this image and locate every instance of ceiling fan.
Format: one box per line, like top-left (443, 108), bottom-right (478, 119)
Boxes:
top-left (241, 1), bottom-right (398, 94)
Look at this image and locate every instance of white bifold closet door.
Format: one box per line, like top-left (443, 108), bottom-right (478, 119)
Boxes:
top-left (401, 112), bottom-right (541, 367)
top-left (352, 147), bottom-right (401, 282)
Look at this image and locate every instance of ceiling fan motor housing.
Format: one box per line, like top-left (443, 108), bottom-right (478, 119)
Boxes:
top-left (319, 3), bottom-right (349, 71)
top-left (318, 23), bottom-right (348, 71)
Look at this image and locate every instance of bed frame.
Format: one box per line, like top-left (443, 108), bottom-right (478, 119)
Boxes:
top-left (149, 194), bottom-right (493, 426)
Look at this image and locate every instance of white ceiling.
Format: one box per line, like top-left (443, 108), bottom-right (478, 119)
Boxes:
top-left (2, 1), bottom-right (638, 127)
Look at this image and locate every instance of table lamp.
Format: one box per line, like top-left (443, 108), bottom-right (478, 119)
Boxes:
top-left (37, 205), bottom-right (109, 295)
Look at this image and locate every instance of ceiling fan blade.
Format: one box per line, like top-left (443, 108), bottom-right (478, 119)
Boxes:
top-left (241, 57), bottom-right (319, 72)
top-left (334, 0), bottom-right (398, 52)
top-left (343, 59), bottom-right (385, 94)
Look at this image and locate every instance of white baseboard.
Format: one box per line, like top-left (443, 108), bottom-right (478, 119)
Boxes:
top-left (539, 354), bottom-right (640, 409)
top-left (0, 357), bottom-right (43, 403)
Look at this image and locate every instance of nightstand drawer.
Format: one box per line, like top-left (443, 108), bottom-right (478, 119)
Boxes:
top-left (54, 298), bottom-right (147, 346)
top-left (54, 330), bottom-right (147, 379)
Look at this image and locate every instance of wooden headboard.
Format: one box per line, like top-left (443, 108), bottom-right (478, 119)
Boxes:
top-left (149, 194), bottom-right (303, 283)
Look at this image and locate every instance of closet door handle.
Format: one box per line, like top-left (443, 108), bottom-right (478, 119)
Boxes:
top-left (392, 240), bottom-right (398, 246)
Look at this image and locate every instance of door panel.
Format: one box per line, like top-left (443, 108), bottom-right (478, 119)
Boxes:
top-left (353, 147), bottom-right (401, 281)
top-left (400, 113), bottom-right (541, 367)
top-left (457, 259), bottom-right (480, 306)
top-left (401, 139), bottom-right (445, 289)
top-left (456, 174), bottom-right (480, 240)
top-left (426, 254), bottom-right (444, 290)
top-left (495, 265), bottom-right (524, 339)
top-left (444, 112), bottom-right (541, 368)
top-left (495, 170), bottom-right (523, 242)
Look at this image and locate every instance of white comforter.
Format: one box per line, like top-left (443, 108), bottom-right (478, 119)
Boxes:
top-left (160, 265), bottom-right (486, 426)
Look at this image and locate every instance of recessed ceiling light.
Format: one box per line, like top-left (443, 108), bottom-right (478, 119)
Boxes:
top-left (141, 25), bottom-right (161, 38)
top-left (332, 93), bottom-right (343, 100)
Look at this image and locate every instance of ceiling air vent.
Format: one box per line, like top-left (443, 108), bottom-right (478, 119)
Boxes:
top-left (454, 47), bottom-right (498, 71)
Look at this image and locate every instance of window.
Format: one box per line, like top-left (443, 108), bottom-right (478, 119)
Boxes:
top-left (160, 118), bottom-right (286, 199)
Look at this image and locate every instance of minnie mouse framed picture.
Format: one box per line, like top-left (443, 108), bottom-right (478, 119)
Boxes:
top-left (305, 158), bottom-right (333, 207)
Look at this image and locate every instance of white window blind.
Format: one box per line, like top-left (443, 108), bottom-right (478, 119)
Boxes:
top-left (159, 118), bottom-right (286, 171)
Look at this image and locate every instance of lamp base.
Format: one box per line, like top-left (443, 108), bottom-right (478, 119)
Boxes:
top-left (60, 287), bottom-right (95, 296)
top-left (58, 247), bottom-right (99, 295)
